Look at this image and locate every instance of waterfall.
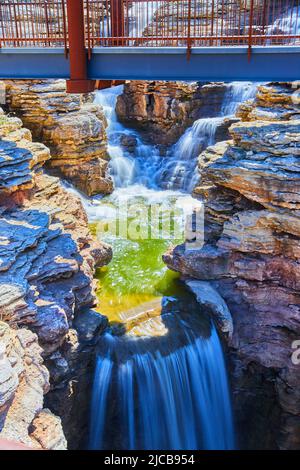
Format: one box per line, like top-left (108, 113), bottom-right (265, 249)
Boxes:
top-left (83, 80), bottom-right (260, 451)
top-left (94, 86), bottom-right (135, 188)
top-left (267, 6), bottom-right (300, 41)
top-left (95, 87), bottom-right (162, 189)
top-left (95, 81), bottom-right (257, 194)
top-left (89, 311), bottom-right (235, 450)
top-left (99, 1), bottom-right (161, 44)
top-left (156, 81), bottom-right (257, 192)
top-left (129, 2), bottom-right (163, 43)
top-left (221, 81), bottom-right (258, 116)
top-left (156, 116), bottom-right (225, 192)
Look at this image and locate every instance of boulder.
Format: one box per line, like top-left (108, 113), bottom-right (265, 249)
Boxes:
top-left (185, 280), bottom-right (233, 338)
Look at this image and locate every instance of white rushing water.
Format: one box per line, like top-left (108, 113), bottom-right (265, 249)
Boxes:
top-left (129, 1), bottom-right (163, 43)
top-left (99, 1), bottom-right (162, 45)
top-left (267, 6), bottom-right (300, 40)
top-left (90, 313), bottom-right (235, 450)
top-left (94, 81), bottom-right (257, 197)
top-left (95, 86), bottom-right (162, 190)
top-left (156, 81), bottom-right (257, 192)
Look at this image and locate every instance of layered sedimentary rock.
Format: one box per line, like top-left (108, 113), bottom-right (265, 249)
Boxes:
top-left (164, 82), bottom-right (300, 450)
top-left (0, 322), bottom-right (66, 449)
top-left (0, 109), bottom-right (111, 448)
top-left (3, 80), bottom-right (113, 196)
top-left (116, 81), bottom-right (227, 146)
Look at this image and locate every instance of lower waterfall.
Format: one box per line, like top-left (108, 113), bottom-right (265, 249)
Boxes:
top-left (70, 81), bottom-right (259, 450)
top-left (89, 300), bottom-right (235, 450)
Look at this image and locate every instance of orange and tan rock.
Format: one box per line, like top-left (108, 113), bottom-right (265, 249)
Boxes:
top-left (3, 80), bottom-right (113, 196)
top-left (116, 80), bottom-right (227, 146)
top-left (30, 409), bottom-right (67, 450)
top-left (0, 321), bottom-right (65, 449)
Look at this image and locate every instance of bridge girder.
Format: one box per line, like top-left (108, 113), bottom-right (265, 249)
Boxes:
top-left (0, 47), bottom-right (299, 89)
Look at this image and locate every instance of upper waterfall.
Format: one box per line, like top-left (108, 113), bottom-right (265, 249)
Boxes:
top-left (95, 81), bottom-right (258, 194)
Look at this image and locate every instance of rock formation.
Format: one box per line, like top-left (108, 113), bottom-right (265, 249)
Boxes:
top-left (116, 81), bottom-right (227, 146)
top-left (164, 82), bottom-right (300, 450)
top-left (0, 108), bottom-right (111, 448)
top-left (3, 80), bottom-right (113, 196)
top-left (0, 322), bottom-right (66, 450)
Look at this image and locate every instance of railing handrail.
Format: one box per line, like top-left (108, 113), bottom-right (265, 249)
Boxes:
top-left (0, 0), bottom-right (299, 51)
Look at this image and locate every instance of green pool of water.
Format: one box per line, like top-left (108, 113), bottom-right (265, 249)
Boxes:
top-left (90, 192), bottom-right (186, 322)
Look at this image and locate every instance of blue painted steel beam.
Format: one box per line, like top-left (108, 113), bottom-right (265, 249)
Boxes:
top-left (88, 46), bottom-right (300, 82)
top-left (0, 48), bottom-right (70, 79)
top-left (0, 46), bottom-right (299, 82)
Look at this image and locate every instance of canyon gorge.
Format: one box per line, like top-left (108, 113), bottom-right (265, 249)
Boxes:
top-left (0, 74), bottom-right (299, 450)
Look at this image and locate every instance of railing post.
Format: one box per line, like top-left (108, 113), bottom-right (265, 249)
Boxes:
top-left (210, 0), bottom-right (215, 46)
top-left (187, 0), bottom-right (192, 60)
top-left (61, 0), bottom-right (68, 58)
top-left (248, 0), bottom-right (255, 61)
top-left (44, 2), bottom-right (51, 47)
top-left (66, 0), bottom-right (95, 93)
top-left (0, 2), bottom-right (2, 49)
top-left (110, 0), bottom-right (124, 46)
top-left (12, 2), bottom-right (20, 47)
top-left (261, 0), bottom-right (268, 45)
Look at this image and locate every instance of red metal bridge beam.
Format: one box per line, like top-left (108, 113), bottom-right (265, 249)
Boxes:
top-left (95, 80), bottom-right (125, 90)
top-left (111, 0), bottom-right (125, 46)
top-left (66, 0), bottom-right (95, 94)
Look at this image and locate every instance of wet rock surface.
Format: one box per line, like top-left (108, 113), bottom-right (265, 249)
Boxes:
top-left (164, 82), bottom-right (300, 450)
top-left (185, 280), bottom-right (233, 339)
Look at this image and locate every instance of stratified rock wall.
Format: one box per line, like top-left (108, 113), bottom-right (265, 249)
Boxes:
top-left (0, 109), bottom-right (111, 448)
top-left (3, 80), bottom-right (113, 196)
top-left (164, 82), bottom-right (300, 450)
top-left (0, 322), bottom-right (66, 450)
top-left (116, 81), bottom-right (227, 146)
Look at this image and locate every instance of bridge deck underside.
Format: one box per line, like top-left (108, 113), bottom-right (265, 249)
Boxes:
top-left (0, 47), bottom-right (299, 82)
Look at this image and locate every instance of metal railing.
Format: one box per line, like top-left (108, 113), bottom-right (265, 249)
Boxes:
top-left (0, 0), bottom-right (299, 50)
top-left (0, 1), bottom-right (68, 48)
top-left (86, 0), bottom-right (300, 48)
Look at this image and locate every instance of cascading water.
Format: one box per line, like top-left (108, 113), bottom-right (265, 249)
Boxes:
top-left (95, 86), bottom-right (162, 189)
top-left (99, 1), bottom-right (161, 45)
top-left (94, 81), bottom-right (257, 193)
top-left (76, 80), bottom-right (259, 450)
top-left (156, 81), bottom-right (257, 192)
top-left (267, 5), bottom-right (300, 41)
top-left (90, 297), bottom-right (235, 450)
top-left (221, 81), bottom-right (258, 116)
top-left (129, 2), bottom-right (163, 44)
top-left (156, 116), bottom-right (225, 192)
